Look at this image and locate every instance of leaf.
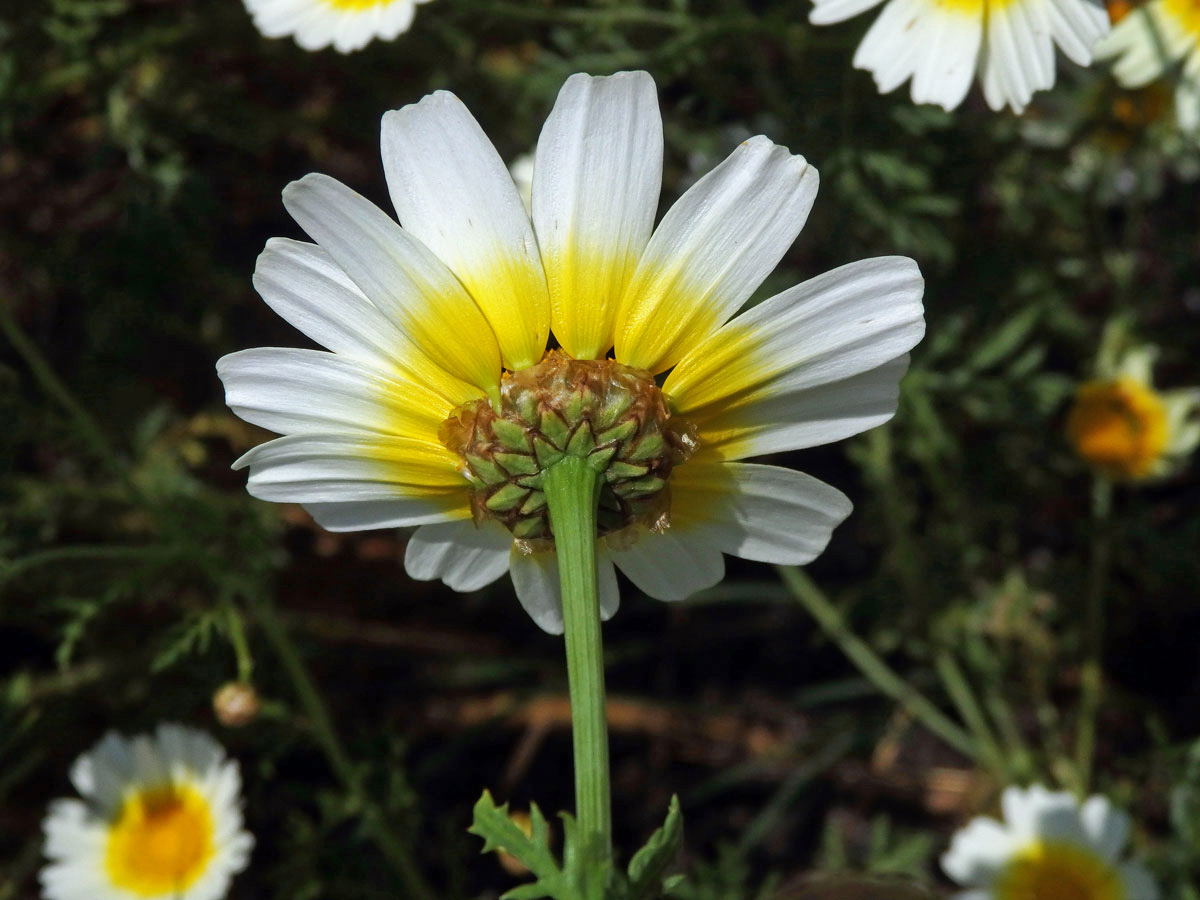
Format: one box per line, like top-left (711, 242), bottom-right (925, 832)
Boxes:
top-left (470, 791), bottom-right (575, 900)
top-left (628, 795), bottom-right (684, 900)
top-left (968, 306), bottom-right (1041, 373)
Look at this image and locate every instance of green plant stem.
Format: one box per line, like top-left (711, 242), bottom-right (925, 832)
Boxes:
top-left (223, 600), bottom-right (255, 683)
top-left (0, 302), bottom-right (133, 492)
top-left (251, 598), bottom-right (436, 900)
top-left (777, 566), bottom-right (975, 758)
top-left (934, 650), bottom-right (1009, 780)
top-left (543, 455), bottom-right (611, 865)
top-left (1074, 477), bottom-right (1113, 796)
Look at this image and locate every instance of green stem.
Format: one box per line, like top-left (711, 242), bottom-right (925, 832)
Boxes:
top-left (543, 455), bottom-right (611, 865)
top-left (934, 650), bottom-right (1009, 780)
top-left (1074, 477), bottom-right (1113, 796)
top-left (777, 566), bottom-right (975, 758)
top-left (0, 302), bottom-right (134, 493)
top-left (223, 599), bottom-right (255, 683)
top-left (251, 598), bottom-right (437, 900)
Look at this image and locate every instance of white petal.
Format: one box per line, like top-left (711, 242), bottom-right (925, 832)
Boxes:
top-left (404, 520), bottom-right (513, 592)
top-left (702, 355), bottom-right (911, 459)
top-left (509, 548), bottom-right (564, 634)
top-left (69, 732), bottom-right (135, 814)
top-left (1002, 784), bottom-right (1088, 844)
top-left (217, 348), bottom-right (451, 441)
top-left (381, 92), bottom-right (550, 370)
top-left (251, 238), bottom-right (478, 404)
top-left (909, 5), bottom-right (985, 111)
top-left (506, 544), bottom-right (619, 633)
top-left (1080, 794), bottom-right (1131, 861)
top-left (281, 173), bottom-right (502, 395)
top-left (1094, 8), bottom-right (1170, 86)
top-left (607, 528), bottom-right (725, 601)
top-left (940, 816), bottom-right (1019, 886)
top-left (233, 433), bottom-right (465, 505)
top-left (533, 71), bottom-right (662, 360)
top-left (303, 498), bottom-right (468, 531)
top-left (671, 461), bottom-right (853, 565)
top-left (1045, 0), bottom-right (1110, 65)
top-left (615, 136), bottom-right (819, 374)
top-left (242, 0), bottom-right (418, 52)
top-left (1176, 69), bottom-right (1200, 132)
top-left (810, 0), bottom-right (889, 26)
top-left (666, 257), bottom-right (924, 415)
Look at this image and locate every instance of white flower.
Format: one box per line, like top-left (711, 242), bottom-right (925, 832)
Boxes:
top-left (1095, 0), bottom-right (1200, 133)
top-left (41, 724), bottom-right (254, 900)
top-left (242, 0), bottom-right (430, 53)
top-left (809, 0), bottom-right (1110, 112)
top-left (942, 785), bottom-right (1158, 900)
top-left (218, 71), bottom-right (925, 633)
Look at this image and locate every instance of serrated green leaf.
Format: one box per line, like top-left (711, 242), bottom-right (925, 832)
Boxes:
top-left (628, 795), bottom-right (684, 900)
top-left (470, 791), bottom-right (575, 900)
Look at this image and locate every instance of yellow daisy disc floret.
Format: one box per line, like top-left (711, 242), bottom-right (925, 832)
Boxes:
top-left (41, 724), bottom-right (253, 900)
top-left (220, 70), bottom-right (927, 633)
top-left (995, 840), bottom-right (1124, 900)
top-left (1065, 342), bottom-right (1200, 482)
top-left (105, 785), bottom-right (215, 895)
top-left (1066, 377), bottom-right (1168, 480)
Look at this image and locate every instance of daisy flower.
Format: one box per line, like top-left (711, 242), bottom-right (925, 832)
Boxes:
top-left (941, 785), bottom-right (1158, 899)
top-left (41, 724), bottom-right (253, 900)
top-left (1094, 0), bottom-right (1200, 133)
top-left (218, 70), bottom-right (926, 633)
top-left (241, 0), bottom-right (429, 54)
top-left (1066, 342), bottom-right (1200, 480)
top-left (808, 0), bottom-right (1111, 112)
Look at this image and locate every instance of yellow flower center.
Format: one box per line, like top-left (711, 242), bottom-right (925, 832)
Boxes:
top-left (930, 0), bottom-right (1018, 19)
top-left (995, 840), bottom-right (1124, 900)
top-left (322, 0), bottom-right (398, 9)
top-left (1162, 0), bottom-right (1200, 38)
top-left (104, 784), bottom-right (215, 896)
top-left (1065, 376), bottom-right (1168, 479)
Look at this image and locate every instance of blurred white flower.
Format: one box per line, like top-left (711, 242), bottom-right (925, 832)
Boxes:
top-left (41, 724), bottom-right (253, 900)
top-left (242, 0), bottom-right (432, 54)
top-left (942, 785), bottom-right (1157, 900)
top-left (809, 0), bottom-right (1110, 112)
top-left (1095, 0), bottom-right (1200, 133)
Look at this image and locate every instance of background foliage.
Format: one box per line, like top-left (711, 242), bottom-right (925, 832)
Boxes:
top-left (2, 0), bottom-right (1199, 897)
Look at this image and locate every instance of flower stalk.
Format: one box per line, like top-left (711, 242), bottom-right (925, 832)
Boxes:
top-left (543, 454), bottom-right (612, 867)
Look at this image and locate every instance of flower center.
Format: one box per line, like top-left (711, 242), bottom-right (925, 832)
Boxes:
top-left (104, 784), bottom-right (215, 895)
top-left (440, 352), bottom-right (696, 546)
top-left (1065, 376), bottom-right (1168, 479)
top-left (994, 840), bottom-right (1124, 900)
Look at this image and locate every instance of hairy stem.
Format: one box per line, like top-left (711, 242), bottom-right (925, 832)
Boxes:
top-left (543, 455), bottom-right (612, 865)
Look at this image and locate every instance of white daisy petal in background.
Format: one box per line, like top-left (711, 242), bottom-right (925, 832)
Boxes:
top-left (1095, 0), bottom-right (1200, 134)
top-left (220, 70), bottom-right (925, 633)
top-left (242, 0), bottom-right (429, 53)
top-left (941, 784), bottom-right (1158, 900)
top-left (811, 0), bottom-right (1110, 112)
top-left (41, 724), bottom-right (253, 900)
